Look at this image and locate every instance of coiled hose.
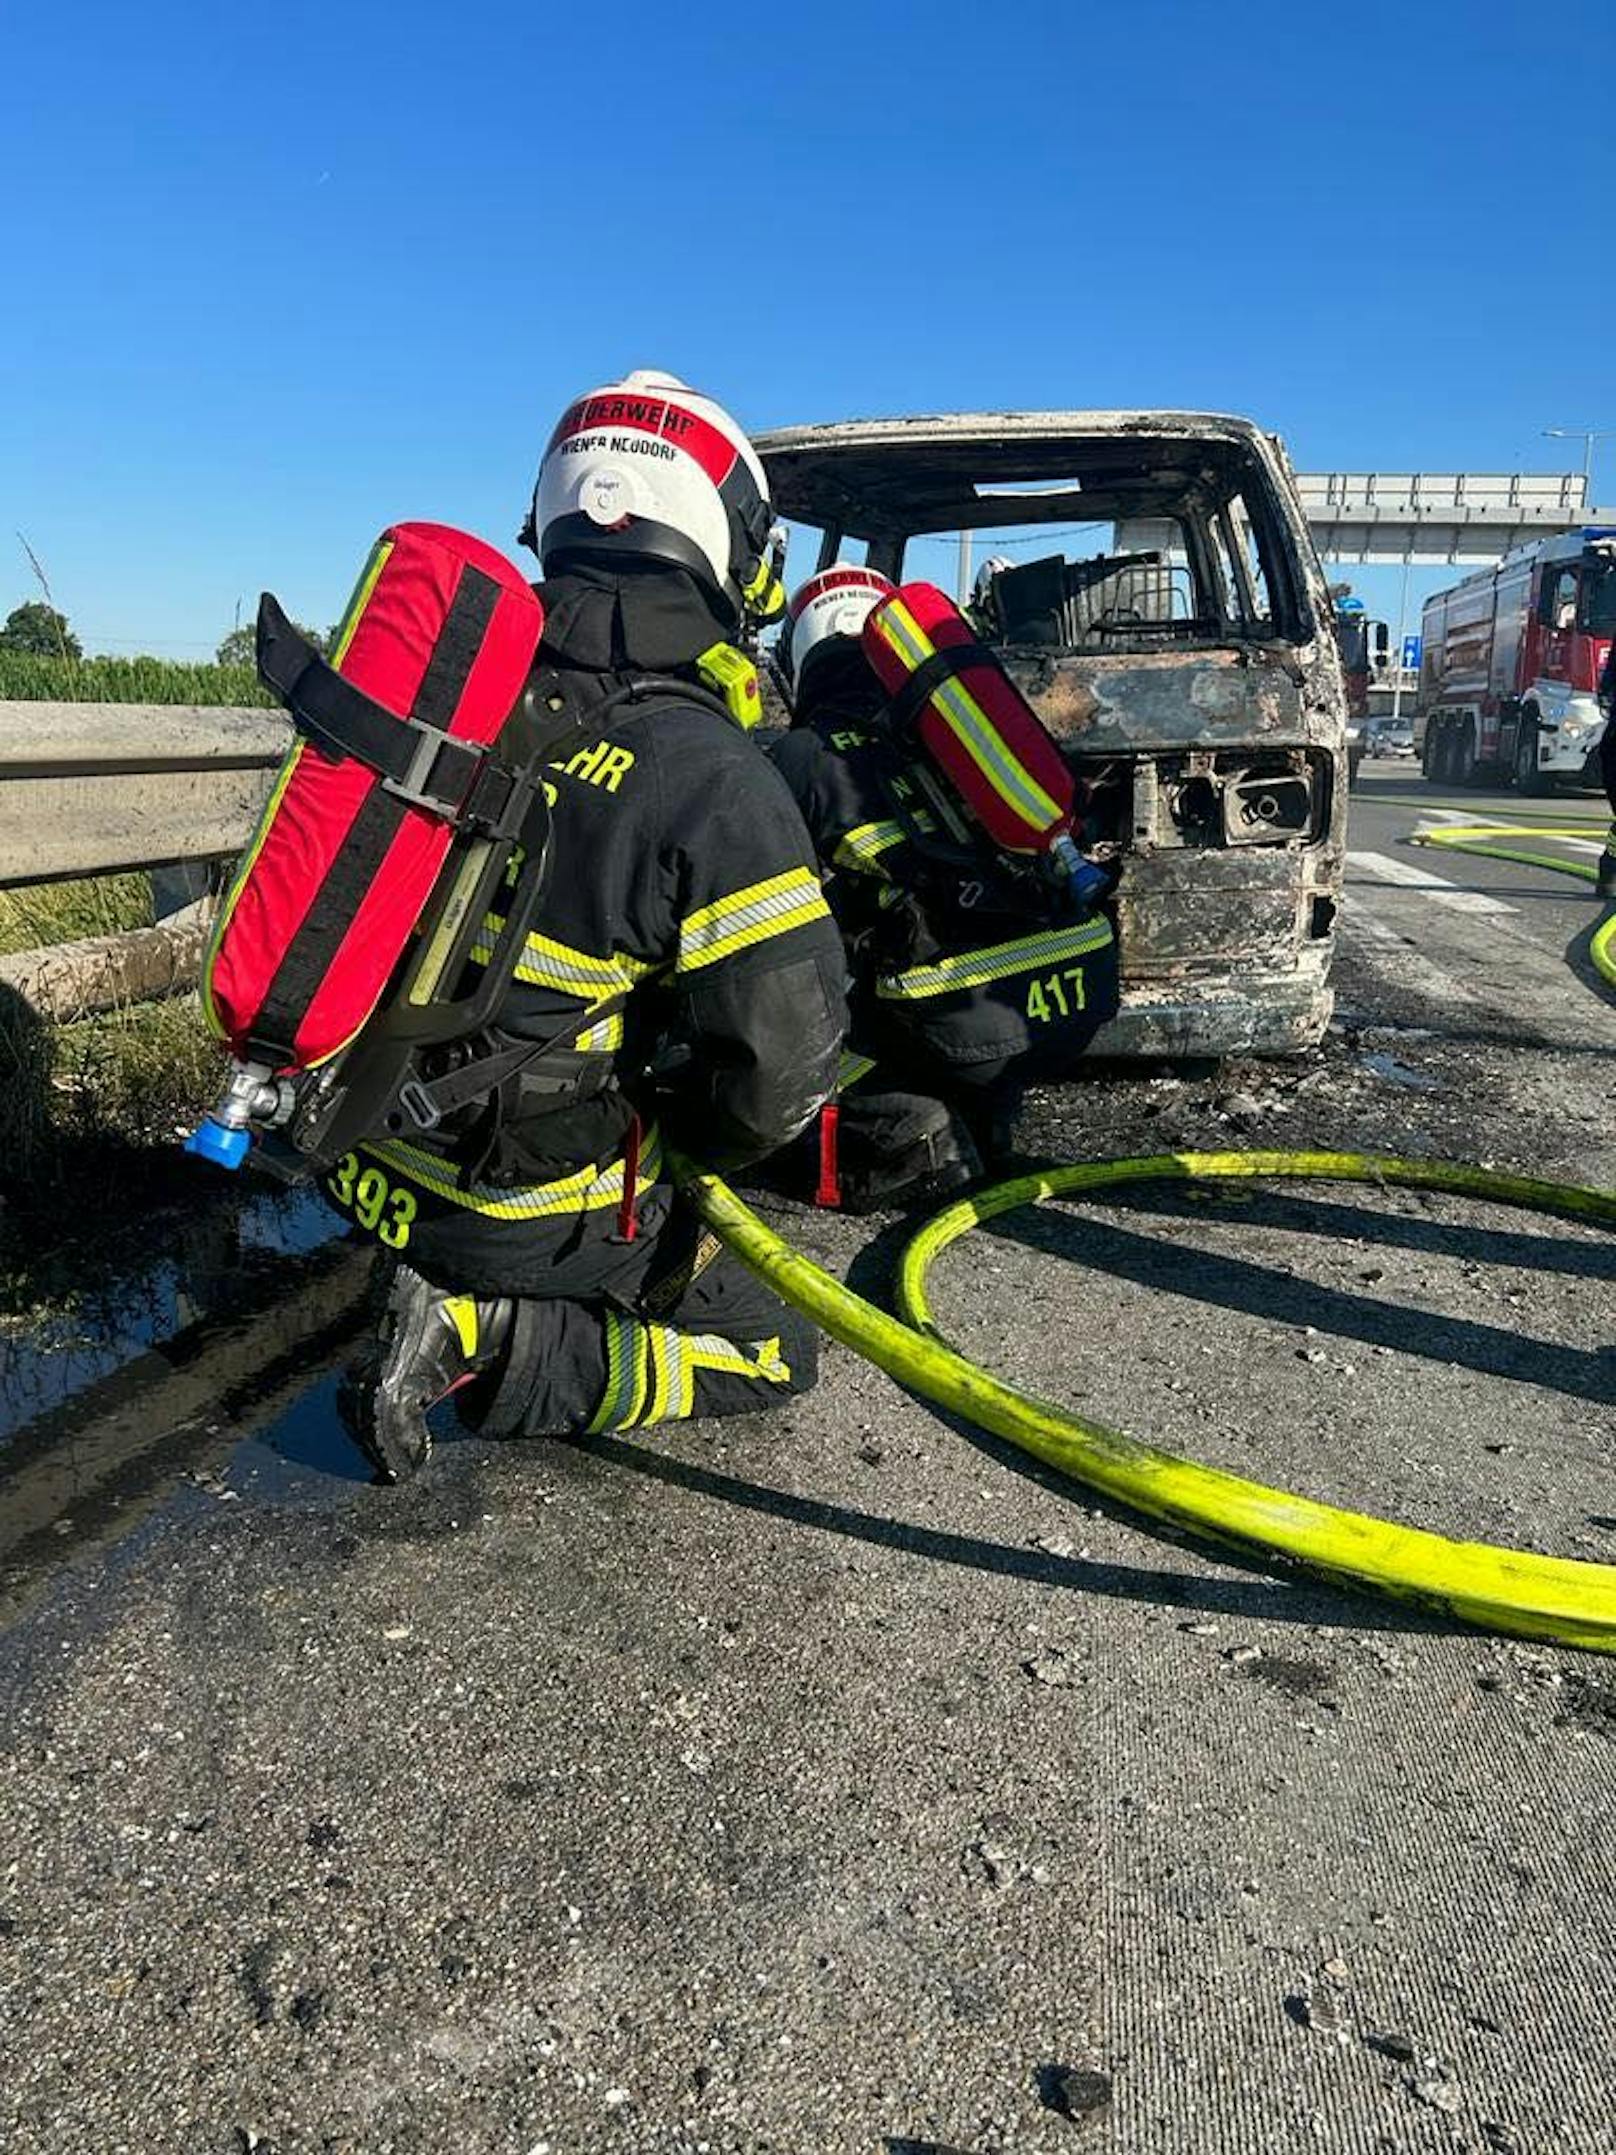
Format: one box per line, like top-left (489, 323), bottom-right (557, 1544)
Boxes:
top-left (681, 1153), bottom-right (1616, 1654)
top-left (679, 813), bottom-right (1616, 1653)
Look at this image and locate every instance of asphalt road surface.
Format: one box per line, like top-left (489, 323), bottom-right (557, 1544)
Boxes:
top-left (2, 757), bottom-right (1613, 2155)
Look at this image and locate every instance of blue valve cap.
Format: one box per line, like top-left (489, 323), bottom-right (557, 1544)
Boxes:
top-left (185, 1118), bottom-right (252, 1170)
top-left (1066, 858), bottom-right (1109, 909)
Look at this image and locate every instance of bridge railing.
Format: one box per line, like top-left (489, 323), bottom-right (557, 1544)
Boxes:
top-left (0, 703), bottom-right (292, 1019)
top-left (0, 702), bottom-right (290, 890)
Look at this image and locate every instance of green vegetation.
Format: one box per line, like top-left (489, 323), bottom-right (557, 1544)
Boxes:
top-left (216, 617), bottom-right (329, 668)
top-left (0, 872), bottom-right (154, 958)
top-left (0, 873), bottom-right (219, 1235)
top-left (0, 650), bottom-right (272, 706)
top-left (0, 600), bottom-right (81, 660)
top-left (0, 982), bottom-right (218, 1218)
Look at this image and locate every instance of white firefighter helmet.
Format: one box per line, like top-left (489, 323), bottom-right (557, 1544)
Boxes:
top-left (784, 564), bottom-right (897, 696)
top-left (525, 369), bottom-right (782, 628)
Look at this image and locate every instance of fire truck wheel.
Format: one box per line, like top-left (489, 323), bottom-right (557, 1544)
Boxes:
top-left (1435, 718), bottom-right (1458, 785)
top-left (1514, 713), bottom-right (1549, 796)
top-left (1451, 716), bottom-right (1478, 787)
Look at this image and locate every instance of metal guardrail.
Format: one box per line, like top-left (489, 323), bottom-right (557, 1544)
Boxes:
top-left (0, 701), bottom-right (290, 888)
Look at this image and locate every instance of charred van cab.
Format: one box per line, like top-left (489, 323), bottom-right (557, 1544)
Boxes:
top-left (759, 411), bottom-right (1348, 1058)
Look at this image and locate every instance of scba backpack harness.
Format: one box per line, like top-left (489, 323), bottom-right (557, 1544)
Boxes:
top-left (192, 522), bottom-right (572, 1176)
top-left (191, 520), bottom-right (740, 1189)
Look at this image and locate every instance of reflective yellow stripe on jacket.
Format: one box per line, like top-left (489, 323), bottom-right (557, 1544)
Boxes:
top-left (467, 926), bottom-right (655, 1054)
top-left (361, 1128), bottom-right (663, 1221)
top-left (677, 868), bottom-right (830, 973)
top-left (877, 916), bottom-right (1114, 1001)
top-left (833, 820), bottom-right (907, 876)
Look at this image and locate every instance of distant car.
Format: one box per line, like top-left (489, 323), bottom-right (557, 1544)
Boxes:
top-left (1369, 719), bottom-right (1415, 758)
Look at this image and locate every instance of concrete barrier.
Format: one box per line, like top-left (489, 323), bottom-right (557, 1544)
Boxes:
top-left (0, 898), bottom-right (214, 1022)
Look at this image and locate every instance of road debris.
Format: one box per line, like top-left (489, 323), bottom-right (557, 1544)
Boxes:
top-left (1286, 1988), bottom-right (1349, 2039)
top-left (1410, 2070), bottom-right (1463, 2115)
top-left (1040, 2063), bottom-right (1114, 2127)
top-left (1021, 1648), bottom-right (1075, 1687)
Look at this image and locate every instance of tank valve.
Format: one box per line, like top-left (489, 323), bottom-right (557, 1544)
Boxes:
top-left (184, 1060), bottom-right (294, 1170)
top-left (1049, 832), bottom-right (1110, 914)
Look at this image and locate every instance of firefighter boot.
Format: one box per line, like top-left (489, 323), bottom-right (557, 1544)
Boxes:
top-left (1597, 849), bottom-right (1616, 901)
top-left (338, 1260), bottom-right (513, 1484)
top-left (834, 1091), bottom-right (983, 1215)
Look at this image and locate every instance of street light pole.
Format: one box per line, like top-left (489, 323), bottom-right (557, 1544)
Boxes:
top-left (1543, 426), bottom-right (1615, 505)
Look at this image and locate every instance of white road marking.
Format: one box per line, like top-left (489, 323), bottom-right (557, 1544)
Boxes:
top-left (1339, 908), bottom-right (1474, 1006)
top-left (1346, 851), bottom-right (1517, 915)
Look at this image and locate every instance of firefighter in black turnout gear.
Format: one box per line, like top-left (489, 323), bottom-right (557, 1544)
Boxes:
top-left (334, 372), bottom-right (847, 1480)
top-left (769, 565), bottom-right (1119, 1211)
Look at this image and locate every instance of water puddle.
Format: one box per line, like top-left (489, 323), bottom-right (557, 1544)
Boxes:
top-left (0, 1228), bottom-right (371, 1629)
top-left (0, 1187), bottom-right (337, 1447)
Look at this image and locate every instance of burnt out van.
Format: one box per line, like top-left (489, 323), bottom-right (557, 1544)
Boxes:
top-left (758, 411), bottom-right (1347, 1057)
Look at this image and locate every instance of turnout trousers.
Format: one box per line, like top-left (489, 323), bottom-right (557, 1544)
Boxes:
top-left (323, 1138), bottom-right (817, 1439)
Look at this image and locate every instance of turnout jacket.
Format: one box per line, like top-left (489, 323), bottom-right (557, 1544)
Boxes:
top-left (770, 712), bottom-right (1118, 1070)
top-left (347, 576), bottom-right (847, 1250)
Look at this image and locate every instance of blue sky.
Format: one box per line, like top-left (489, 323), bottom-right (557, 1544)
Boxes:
top-left (3, 0), bottom-right (1611, 655)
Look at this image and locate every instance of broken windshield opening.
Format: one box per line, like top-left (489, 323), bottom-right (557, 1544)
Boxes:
top-left (766, 425), bottom-right (1316, 657)
top-left (955, 479), bottom-right (1289, 653)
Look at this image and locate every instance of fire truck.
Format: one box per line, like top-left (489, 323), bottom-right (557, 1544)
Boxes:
top-left (1417, 528), bottom-right (1616, 792)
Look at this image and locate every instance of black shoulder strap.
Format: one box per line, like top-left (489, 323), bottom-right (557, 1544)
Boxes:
top-left (875, 637), bottom-right (998, 741)
top-left (256, 589), bottom-right (525, 838)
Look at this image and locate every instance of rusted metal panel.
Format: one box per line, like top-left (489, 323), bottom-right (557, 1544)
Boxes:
top-left (1007, 650), bottom-right (1314, 748)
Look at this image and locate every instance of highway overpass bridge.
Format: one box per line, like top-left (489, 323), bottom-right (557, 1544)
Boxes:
top-left (1294, 470), bottom-right (1613, 564)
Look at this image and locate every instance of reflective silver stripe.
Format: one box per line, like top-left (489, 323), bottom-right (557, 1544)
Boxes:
top-left (877, 917), bottom-right (1113, 1001)
top-left (586, 1311), bottom-right (643, 1433)
top-left (677, 868), bottom-right (830, 972)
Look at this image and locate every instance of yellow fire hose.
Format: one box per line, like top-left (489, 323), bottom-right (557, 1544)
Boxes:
top-left (682, 1153), bottom-right (1616, 1655)
top-left (677, 813), bottom-right (1616, 1654)
top-left (1411, 819), bottom-right (1616, 987)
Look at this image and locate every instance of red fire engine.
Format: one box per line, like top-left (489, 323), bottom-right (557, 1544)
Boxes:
top-left (1417, 529), bottom-right (1616, 792)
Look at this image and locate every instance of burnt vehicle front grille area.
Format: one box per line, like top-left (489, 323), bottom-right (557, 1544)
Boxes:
top-left (1072, 748), bottom-right (1333, 856)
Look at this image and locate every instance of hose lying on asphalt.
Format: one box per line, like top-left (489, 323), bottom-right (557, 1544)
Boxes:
top-left (680, 1151), bottom-right (1616, 1656)
top-left (1411, 819), bottom-right (1616, 988)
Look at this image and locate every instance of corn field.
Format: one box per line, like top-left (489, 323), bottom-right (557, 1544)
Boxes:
top-left (0, 651), bottom-right (273, 707)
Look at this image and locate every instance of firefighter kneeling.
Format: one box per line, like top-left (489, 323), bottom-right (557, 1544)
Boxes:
top-left (331, 374), bottom-right (846, 1479)
top-left (770, 565), bottom-right (1120, 1212)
